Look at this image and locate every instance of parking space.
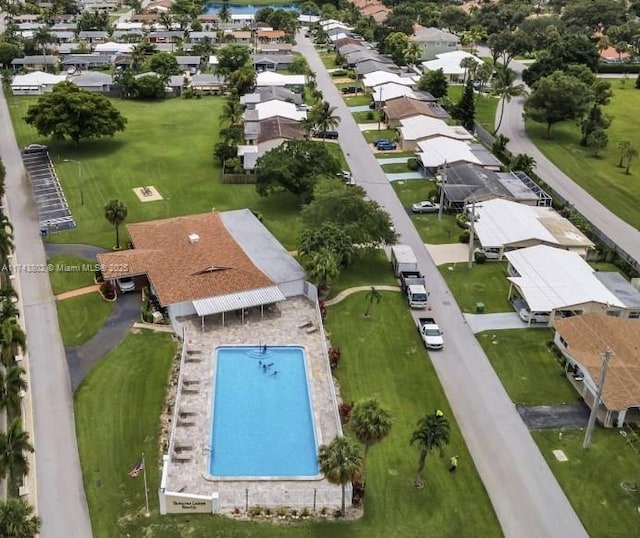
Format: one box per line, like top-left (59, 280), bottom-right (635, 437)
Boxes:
top-left (22, 148), bottom-right (76, 233)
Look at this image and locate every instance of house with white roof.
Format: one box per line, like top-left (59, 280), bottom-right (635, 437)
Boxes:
top-left (94, 42), bottom-right (134, 55)
top-left (473, 199), bottom-right (594, 260)
top-left (422, 50), bottom-right (481, 81)
top-left (256, 71), bottom-right (305, 89)
top-left (371, 82), bottom-right (417, 105)
top-left (243, 101), bottom-right (307, 122)
top-left (362, 70), bottom-right (416, 88)
top-left (415, 137), bottom-right (502, 172)
top-left (398, 115), bottom-right (473, 150)
top-left (505, 245), bottom-right (640, 325)
top-left (11, 71), bottom-right (67, 95)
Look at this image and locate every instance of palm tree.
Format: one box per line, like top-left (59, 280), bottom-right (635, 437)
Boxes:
top-left (312, 101), bottom-right (340, 142)
top-left (0, 366), bottom-right (27, 419)
top-left (617, 140), bottom-right (632, 167)
top-left (300, 117), bottom-right (316, 139)
top-left (221, 97), bottom-right (243, 127)
top-left (509, 153), bottom-right (536, 176)
top-left (459, 57), bottom-right (477, 84)
top-left (461, 25), bottom-right (487, 55)
top-left (32, 26), bottom-right (52, 58)
top-left (624, 145), bottom-right (639, 175)
top-left (218, 1), bottom-right (232, 23)
top-left (0, 297), bottom-right (19, 322)
top-left (403, 41), bottom-right (423, 71)
top-left (318, 436), bottom-right (362, 517)
top-left (410, 413), bottom-right (450, 488)
top-left (159, 12), bottom-right (174, 31)
top-left (350, 399), bottom-right (392, 473)
top-left (0, 316), bottom-right (26, 367)
top-left (0, 418), bottom-right (34, 496)
top-left (363, 286), bottom-right (381, 317)
top-left (491, 66), bottom-right (527, 134)
top-left (473, 62), bottom-right (494, 100)
top-left (104, 200), bottom-right (128, 250)
top-left (0, 212), bottom-right (15, 265)
top-left (615, 41), bottom-right (629, 63)
top-left (305, 248), bottom-right (339, 292)
top-left (0, 499), bottom-right (41, 538)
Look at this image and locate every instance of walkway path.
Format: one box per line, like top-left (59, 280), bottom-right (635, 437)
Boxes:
top-left (377, 157), bottom-right (411, 165)
top-left (56, 284), bottom-right (100, 301)
top-left (347, 105), bottom-right (370, 112)
top-left (324, 285), bottom-right (401, 306)
top-left (426, 243), bottom-right (468, 265)
top-left (298, 31), bottom-right (587, 538)
top-left (386, 172), bottom-right (424, 181)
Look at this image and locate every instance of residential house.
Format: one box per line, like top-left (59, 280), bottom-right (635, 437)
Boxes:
top-left (14, 14), bottom-right (41, 23)
top-left (440, 163), bottom-right (552, 209)
top-left (189, 31), bottom-right (218, 44)
top-left (114, 22), bottom-right (144, 32)
top-left (383, 96), bottom-right (450, 126)
top-left (255, 71), bottom-right (305, 90)
top-left (298, 14), bottom-right (321, 26)
top-left (148, 30), bottom-right (183, 44)
top-left (240, 86), bottom-right (302, 107)
top-left (257, 43), bottom-right (294, 55)
top-left (370, 82), bottom-right (433, 107)
top-left (334, 38), bottom-right (364, 51)
top-left (415, 137), bottom-right (502, 174)
top-left (398, 115), bottom-right (473, 151)
top-left (410, 26), bottom-right (460, 60)
top-left (505, 245), bottom-right (640, 324)
top-left (131, 14), bottom-right (160, 25)
top-left (62, 54), bottom-right (112, 70)
top-left (230, 31), bottom-right (252, 44)
top-left (67, 71), bottom-right (114, 93)
top-left (95, 211), bottom-right (306, 328)
top-left (50, 30), bottom-right (75, 43)
top-left (361, 3), bottom-right (391, 23)
top-left (113, 30), bottom-right (145, 42)
top-left (355, 60), bottom-right (400, 77)
top-left (422, 50), bottom-right (481, 81)
top-left (599, 46), bottom-right (631, 63)
top-left (554, 314), bottom-right (640, 428)
top-left (252, 54), bottom-right (294, 72)
top-left (243, 100), bottom-right (307, 122)
top-left (342, 49), bottom-right (391, 68)
top-left (257, 30), bottom-right (286, 43)
top-left (472, 198), bottom-right (594, 260)
top-left (11, 55), bottom-right (60, 71)
top-left (11, 71), bottom-right (67, 95)
top-left (320, 21), bottom-right (353, 33)
top-left (94, 42), bottom-right (134, 55)
top-left (78, 30), bottom-right (109, 45)
top-left (239, 116), bottom-right (304, 170)
top-left (169, 74), bottom-right (226, 95)
top-left (175, 56), bottom-right (202, 72)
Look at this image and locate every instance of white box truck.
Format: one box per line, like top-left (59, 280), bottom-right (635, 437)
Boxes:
top-left (391, 245), bottom-right (418, 277)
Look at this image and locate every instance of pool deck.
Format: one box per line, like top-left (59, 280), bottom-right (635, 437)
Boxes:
top-left (164, 296), bottom-right (346, 511)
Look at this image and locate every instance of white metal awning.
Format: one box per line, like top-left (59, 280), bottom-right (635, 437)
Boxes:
top-left (192, 286), bottom-right (285, 317)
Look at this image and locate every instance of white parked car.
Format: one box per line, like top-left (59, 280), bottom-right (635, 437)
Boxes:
top-left (519, 308), bottom-right (550, 324)
top-left (411, 201), bottom-right (440, 214)
top-left (117, 277), bottom-right (135, 293)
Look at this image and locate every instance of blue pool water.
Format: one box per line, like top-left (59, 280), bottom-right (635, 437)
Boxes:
top-left (210, 346), bottom-right (319, 477)
top-left (205, 3), bottom-right (300, 15)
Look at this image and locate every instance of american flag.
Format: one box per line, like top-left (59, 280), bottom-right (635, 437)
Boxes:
top-left (128, 459), bottom-right (144, 478)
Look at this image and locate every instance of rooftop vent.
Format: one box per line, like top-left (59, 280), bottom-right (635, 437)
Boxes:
top-left (188, 233), bottom-right (200, 244)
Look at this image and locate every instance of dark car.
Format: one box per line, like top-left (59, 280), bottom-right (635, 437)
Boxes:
top-left (376, 140), bottom-right (397, 150)
top-left (341, 86), bottom-right (359, 94)
top-left (314, 130), bottom-right (339, 140)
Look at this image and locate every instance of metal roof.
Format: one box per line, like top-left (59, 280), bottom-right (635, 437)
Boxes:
top-left (193, 286), bottom-right (285, 316)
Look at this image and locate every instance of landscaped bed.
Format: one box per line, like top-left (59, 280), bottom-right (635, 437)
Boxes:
top-left (439, 262), bottom-right (513, 313)
top-left (57, 293), bottom-right (114, 346)
top-left (477, 329), bottom-right (578, 406)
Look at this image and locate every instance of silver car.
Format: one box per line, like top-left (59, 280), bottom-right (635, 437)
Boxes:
top-left (411, 201), bottom-right (440, 214)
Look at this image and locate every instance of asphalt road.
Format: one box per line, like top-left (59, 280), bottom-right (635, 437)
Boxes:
top-left (0, 90), bottom-right (93, 536)
top-left (492, 53), bottom-right (640, 264)
top-left (297, 33), bottom-right (587, 537)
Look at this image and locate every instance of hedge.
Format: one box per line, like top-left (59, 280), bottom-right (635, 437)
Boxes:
top-left (597, 63), bottom-right (640, 74)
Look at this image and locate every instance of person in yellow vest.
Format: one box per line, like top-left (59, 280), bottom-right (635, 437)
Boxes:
top-left (435, 409), bottom-right (444, 417)
top-left (449, 455), bottom-right (458, 472)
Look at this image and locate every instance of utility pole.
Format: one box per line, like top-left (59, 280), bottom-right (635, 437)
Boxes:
top-left (377, 84), bottom-right (383, 131)
top-left (438, 160), bottom-right (447, 222)
top-left (468, 200), bottom-right (477, 268)
top-left (583, 348), bottom-right (613, 449)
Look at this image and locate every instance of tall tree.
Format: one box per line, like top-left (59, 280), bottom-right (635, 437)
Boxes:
top-left (0, 418), bottom-right (33, 496)
top-left (220, 96), bottom-right (243, 127)
top-left (310, 101), bottom-right (340, 142)
top-left (0, 213), bottom-right (14, 268)
top-left (318, 436), bottom-right (362, 517)
top-left (524, 72), bottom-right (592, 137)
top-left (298, 223), bottom-right (354, 268)
top-left (623, 145), bottom-right (639, 175)
top-left (492, 66), bottom-right (527, 134)
top-left (0, 366), bottom-right (27, 419)
top-left (459, 57), bottom-right (478, 84)
top-left (215, 44), bottom-right (251, 77)
top-left (509, 154), bottom-right (536, 176)
top-left (218, 0), bottom-right (232, 23)
top-left (617, 141), bottom-right (632, 167)
top-left (350, 398), bottom-right (393, 472)
top-left (148, 52), bottom-right (180, 80)
top-left (226, 64), bottom-right (256, 95)
top-left (384, 32), bottom-right (409, 65)
top-left (410, 413), bottom-right (450, 489)
top-left (586, 128), bottom-right (608, 157)
top-left (24, 83), bottom-right (127, 144)
top-left (0, 499), bottom-right (41, 538)
top-left (417, 68), bottom-right (448, 99)
top-left (403, 41), bottom-right (423, 70)
top-left (0, 316), bottom-right (26, 368)
top-left (304, 247), bottom-right (339, 292)
top-left (455, 79), bottom-right (476, 131)
top-left (103, 200), bottom-right (128, 250)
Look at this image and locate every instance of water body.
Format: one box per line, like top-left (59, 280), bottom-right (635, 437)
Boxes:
top-left (204, 3), bottom-right (300, 15)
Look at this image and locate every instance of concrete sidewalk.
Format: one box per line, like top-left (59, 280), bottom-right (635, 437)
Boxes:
top-left (426, 243), bottom-right (469, 265)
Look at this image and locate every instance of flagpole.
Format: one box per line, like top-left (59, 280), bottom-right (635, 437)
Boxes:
top-left (142, 452), bottom-right (150, 517)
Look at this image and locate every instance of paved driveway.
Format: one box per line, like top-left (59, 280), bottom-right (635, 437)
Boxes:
top-left (297, 31), bottom-right (587, 538)
top-left (426, 243), bottom-right (469, 265)
top-left (517, 404), bottom-right (590, 430)
top-left (464, 313), bottom-right (528, 333)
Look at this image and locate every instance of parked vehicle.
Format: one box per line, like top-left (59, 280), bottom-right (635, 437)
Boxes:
top-left (341, 86), bottom-right (359, 94)
top-left (296, 104), bottom-right (311, 111)
top-left (400, 271), bottom-right (429, 308)
top-left (475, 247), bottom-right (501, 260)
top-left (117, 277), bottom-right (136, 293)
top-left (23, 143), bottom-right (48, 154)
top-left (337, 170), bottom-right (355, 185)
top-left (417, 317), bottom-right (444, 350)
top-left (314, 130), bottom-right (339, 140)
top-left (411, 201), bottom-right (440, 214)
top-left (390, 244), bottom-right (418, 277)
top-left (376, 140), bottom-right (397, 150)
top-left (519, 309), bottom-right (551, 324)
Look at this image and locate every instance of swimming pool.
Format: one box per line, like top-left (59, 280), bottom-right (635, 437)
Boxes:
top-left (209, 346), bottom-right (319, 478)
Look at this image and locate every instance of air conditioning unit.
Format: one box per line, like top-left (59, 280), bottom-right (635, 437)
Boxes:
top-left (152, 311), bottom-right (164, 324)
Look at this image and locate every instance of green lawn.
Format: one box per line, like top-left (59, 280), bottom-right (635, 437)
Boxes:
top-left (381, 162), bottom-right (411, 173)
top-left (328, 249), bottom-right (398, 298)
top-left (533, 428), bottom-right (640, 537)
top-left (74, 295), bottom-right (501, 537)
top-left (439, 262), bottom-right (512, 313)
top-left (320, 53), bottom-right (338, 69)
top-left (7, 95), bottom-right (301, 250)
top-left (447, 85), bottom-right (498, 130)
top-left (57, 293), bottom-right (115, 346)
top-left (325, 142), bottom-right (349, 170)
top-left (48, 255), bottom-right (96, 294)
top-left (363, 129), bottom-right (397, 144)
top-left (352, 110), bottom-right (379, 123)
top-left (477, 329), bottom-right (578, 405)
top-left (344, 95), bottom-right (371, 107)
top-left (525, 81), bottom-right (640, 230)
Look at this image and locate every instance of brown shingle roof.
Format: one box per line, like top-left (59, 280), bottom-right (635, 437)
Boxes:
top-left (554, 314), bottom-right (640, 411)
top-left (384, 96), bottom-right (439, 120)
top-left (232, 31), bottom-right (252, 39)
top-left (258, 30), bottom-right (286, 39)
top-left (97, 213), bottom-right (273, 306)
top-left (257, 116), bottom-right (304, 144)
